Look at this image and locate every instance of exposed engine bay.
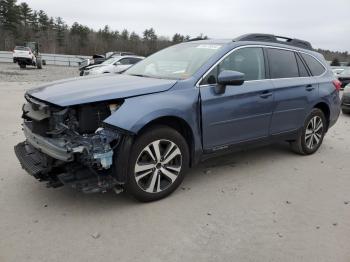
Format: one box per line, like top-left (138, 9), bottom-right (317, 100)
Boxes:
top-left (14, 94), bottom-right (126, 193)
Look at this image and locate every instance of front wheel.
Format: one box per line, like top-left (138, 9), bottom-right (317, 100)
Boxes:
top-left (290, 108), bottom-right (326, 155)
top-left (126, 126), bottom-right (189, 202)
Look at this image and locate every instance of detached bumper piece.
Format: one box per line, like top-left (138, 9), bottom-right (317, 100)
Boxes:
top-left (14, 142), bottom-right (51, 180)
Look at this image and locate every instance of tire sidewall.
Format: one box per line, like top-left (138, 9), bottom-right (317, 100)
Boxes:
top-left (126, 126), bottom-right (189, 202)
top-left (300, 109), bottom-right (326, 154)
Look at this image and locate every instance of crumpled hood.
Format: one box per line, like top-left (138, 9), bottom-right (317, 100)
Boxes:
top-left (27, 74), bottom-right (177, 106)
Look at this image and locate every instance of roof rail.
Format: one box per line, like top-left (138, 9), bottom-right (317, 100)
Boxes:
top-left (234, 33), bottom-right (313, 50)
top-left (186, 37), bottom-right (209, 42)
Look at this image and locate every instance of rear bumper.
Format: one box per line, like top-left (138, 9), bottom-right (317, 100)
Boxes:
top-left (15, 57), bottom-right (33, 65)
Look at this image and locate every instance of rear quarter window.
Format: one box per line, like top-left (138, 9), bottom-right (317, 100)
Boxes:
top-left (300, 53), bottom-right (326, 76)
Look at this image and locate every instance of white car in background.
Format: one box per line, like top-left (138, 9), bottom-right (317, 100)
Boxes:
top-left (83, 56), bottom-right (144, 76)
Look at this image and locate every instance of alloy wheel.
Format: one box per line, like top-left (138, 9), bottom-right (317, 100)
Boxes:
top-left (305, 116), bottom-right (324, 150)
top-left (134, 139), bottom-right (182, 193)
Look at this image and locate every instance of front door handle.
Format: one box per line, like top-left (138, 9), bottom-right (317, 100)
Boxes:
top-left (260, 92), bottom-right (272, 99)
top-left (306, 84), bottom-right (315, 91)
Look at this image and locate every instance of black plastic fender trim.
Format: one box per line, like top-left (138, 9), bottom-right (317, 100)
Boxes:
top-left (113, 135), bottom-right (134, 184)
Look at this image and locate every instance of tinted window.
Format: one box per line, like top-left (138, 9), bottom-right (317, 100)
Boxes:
top-left (296, 54), bottom-right (309, 77)
top-left (300, 53), bottom-right (325, 76)
top-left (201, 47), bottom-right (265, 85)
top-left (267, 48), bottom-right (299, 79)
top-left (118, 58), bottom-right (131, 65)
top-left (129, 58), bottom-right (142, 64)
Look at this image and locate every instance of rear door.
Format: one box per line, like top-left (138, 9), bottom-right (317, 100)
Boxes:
top-left (267, 48), bottom-right (317, 134)
top-left (200, 47), bottom-right (275, 150)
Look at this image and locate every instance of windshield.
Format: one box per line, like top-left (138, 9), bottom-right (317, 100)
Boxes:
top-left (102, 58), bottom-right (120, 65)
top-left (125, 43), bottom-right (223, 80)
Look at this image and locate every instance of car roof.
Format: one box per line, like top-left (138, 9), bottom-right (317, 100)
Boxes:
top-left (187, 33), bottom-right (316, 54)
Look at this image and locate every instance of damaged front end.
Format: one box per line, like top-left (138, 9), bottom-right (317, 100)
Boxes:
top-left (14, 95), bottom-right (127, 193)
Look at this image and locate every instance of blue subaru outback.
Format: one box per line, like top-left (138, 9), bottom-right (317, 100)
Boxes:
top-left (15, 34), bottom-right (341, 201)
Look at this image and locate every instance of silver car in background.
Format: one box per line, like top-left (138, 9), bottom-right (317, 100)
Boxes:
top-left (83, 56), bottom-right (144, 76)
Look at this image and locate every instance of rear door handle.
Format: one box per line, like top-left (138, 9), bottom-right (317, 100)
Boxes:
top-left (260, 92), bottom-right (272, 99)
top-left (306, 84), bottom-right (315, 91)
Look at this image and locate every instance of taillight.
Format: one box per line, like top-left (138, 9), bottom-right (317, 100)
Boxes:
top-left (332, 79), bottom-right (341, 91)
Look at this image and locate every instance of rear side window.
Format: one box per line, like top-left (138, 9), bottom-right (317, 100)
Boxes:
top-left (267, 48), bottom-right (299, 79)
top-left (300, 53), bottom-right (325, 76)
top-left (296, 54), bottom-right (309, 77)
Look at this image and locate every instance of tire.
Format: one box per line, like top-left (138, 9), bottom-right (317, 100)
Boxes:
top-left (290, 108), bottom-right (327, 155)
top-left (126, 125), bottom-right (189, 202)
top-left (342, 108), bottom-right (350, 115)
top-left (36, 58), bottom-right (42, 69)
top-left (19, 64), bottom-right (26, 69)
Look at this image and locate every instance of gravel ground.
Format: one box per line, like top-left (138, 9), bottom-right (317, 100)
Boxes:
top-left (0, 62), bottom-right (350, 262)
top-left (0, 62), bottom-right (78, 82)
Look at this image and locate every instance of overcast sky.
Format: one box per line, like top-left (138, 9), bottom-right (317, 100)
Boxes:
top-left (24, 0), bottom-right (350, 52)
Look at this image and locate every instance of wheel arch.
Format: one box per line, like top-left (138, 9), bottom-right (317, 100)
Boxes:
top-left (313, 102), bottom-right (330, 130)
top-left (137, 116), bottom-right (196, 167)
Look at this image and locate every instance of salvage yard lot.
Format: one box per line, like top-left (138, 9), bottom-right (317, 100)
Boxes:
top-left (0, 63), bottom-right (349, 262)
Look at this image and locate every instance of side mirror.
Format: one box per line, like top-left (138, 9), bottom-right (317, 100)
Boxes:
top-left (218, 70), bottom-right (245, 86)
top-left (115, 62), bottom-right (121, 66)
top-left (214, 70), bottom-right (245, 94)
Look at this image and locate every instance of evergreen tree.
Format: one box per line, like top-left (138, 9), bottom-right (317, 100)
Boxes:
top-left (0, 0), bottom-right (20, 34)
top-left (18, 2), bottom-right (31, 28)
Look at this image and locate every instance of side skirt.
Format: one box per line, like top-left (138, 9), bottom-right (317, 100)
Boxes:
top-left (200, 129), bottom-right (299, 162)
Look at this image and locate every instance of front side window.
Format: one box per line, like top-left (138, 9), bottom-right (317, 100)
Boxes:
top-left (300, 53), bottom-right (326, 76)
top-left (125, 43), bottom-right (223, 80)
top-left (267, 48), bottom-right (299, 79)
top-left (201, 47), bottom-right (266, 85)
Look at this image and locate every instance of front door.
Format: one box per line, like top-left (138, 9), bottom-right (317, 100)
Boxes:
top-left (199, 47), bottom-right (275, 150)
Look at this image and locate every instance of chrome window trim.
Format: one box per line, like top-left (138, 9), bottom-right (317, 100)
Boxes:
top-left (196, 44), bottom-right (328, 88)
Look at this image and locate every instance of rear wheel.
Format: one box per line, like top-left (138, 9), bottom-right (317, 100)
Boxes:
top-left (36, 58), bottom-right (42, 69)
top-left (126, 126), bottom-right (189, 202)
top-left (290, 108), bottom-right (326, 155)
top-left (19, 63), bottom-right (26, 69)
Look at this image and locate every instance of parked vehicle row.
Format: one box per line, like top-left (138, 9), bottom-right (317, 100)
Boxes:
top-left (337, 68), bottom-right (350, 89)
top-left (341, 84), bottom-right (350, 114)
top-left (14, 33), bottom-right (341, 201)
top-left (78, 51), bottom-right (136, 76)
top-left (82, 55), bottom-right (144, 76)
